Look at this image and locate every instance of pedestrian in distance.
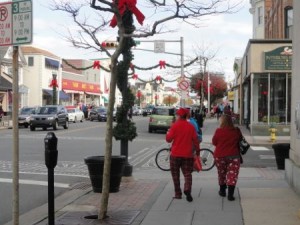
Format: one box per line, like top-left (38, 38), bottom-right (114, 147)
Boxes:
top-left (166, 108), bottom-right (200, 202)
top-left (212, 114), bottom-right (242, 201)
top-left (187, 110), bottom-right (202, 143)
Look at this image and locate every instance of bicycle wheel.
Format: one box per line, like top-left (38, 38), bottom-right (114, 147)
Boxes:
top-left (199, 148), bottom-right (215, 171)
top-left (155, 148), bottom-right (171, 171)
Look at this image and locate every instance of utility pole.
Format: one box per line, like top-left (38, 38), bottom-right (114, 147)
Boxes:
top-left (12, 46), bottom-right (20, 225)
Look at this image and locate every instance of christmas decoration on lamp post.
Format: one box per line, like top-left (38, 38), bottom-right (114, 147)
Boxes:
top-left (49, 74), bottom-right (58, 105)
top-left (137, 90), bottom-right (142, 107)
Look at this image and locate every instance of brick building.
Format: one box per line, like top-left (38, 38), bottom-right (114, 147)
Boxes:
top-left (264, 0), bottom-right (293, 39)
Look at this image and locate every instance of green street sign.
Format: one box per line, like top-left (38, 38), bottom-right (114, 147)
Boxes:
top-left (12, 0), bottom-right (32, 45)
top-left (264, 46), bottom-right (292, 71)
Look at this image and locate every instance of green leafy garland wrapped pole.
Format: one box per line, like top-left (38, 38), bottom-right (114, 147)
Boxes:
top-left (112, 10), bottom-right (137, 177)
top-left (50, 74), bottom-right (58, 105)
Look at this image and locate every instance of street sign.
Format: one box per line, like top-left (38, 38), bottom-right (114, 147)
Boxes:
top-left (0, 0), bottom-right (32, 46)
top-left (154, 40), bottom-right (165, 53)
top-left (0, 2), bottom-right (12, 46)
top-left (12, 0), bottom-right (32, 45)
top-left (177, 79), bottom-right (190, 91)
top-left (180, 91), bottom-right (189, 100)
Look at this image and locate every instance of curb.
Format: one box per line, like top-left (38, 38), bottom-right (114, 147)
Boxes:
top-left (4, 188), bottom-right (92, 225)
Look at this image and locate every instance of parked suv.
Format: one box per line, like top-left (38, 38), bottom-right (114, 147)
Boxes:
top-left (29, 105), bottom-right (69, 131)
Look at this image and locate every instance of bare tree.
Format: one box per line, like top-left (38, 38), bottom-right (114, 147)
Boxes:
top-left (50, 0), bottom-right (241, 220)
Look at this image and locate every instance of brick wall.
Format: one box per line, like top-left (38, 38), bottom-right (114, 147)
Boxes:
top-left (265, 0), bottom-right (293, 39)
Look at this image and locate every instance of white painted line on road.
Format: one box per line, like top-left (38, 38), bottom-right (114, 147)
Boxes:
top-left (0, 170), bottom-right (89, 178)
top-left (251, 146), bottom-right (270, 151)
top-left (259, 155), bottom-right (275, 160)
top-left (0, 178), bottom-right (70, 188)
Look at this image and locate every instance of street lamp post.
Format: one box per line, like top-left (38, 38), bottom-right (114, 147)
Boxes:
top-left (50, 74), bottom-right (58, 105)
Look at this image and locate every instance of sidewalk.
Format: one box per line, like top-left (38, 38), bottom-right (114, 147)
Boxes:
top-left (4, 119), bottom-right (300, 225)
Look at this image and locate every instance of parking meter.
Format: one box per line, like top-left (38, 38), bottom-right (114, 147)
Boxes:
top-left (44, 132), bottom-right (58, 169)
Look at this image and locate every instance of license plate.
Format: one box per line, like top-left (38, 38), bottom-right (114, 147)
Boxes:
top-left (158, 121), bottom-right (167, 125)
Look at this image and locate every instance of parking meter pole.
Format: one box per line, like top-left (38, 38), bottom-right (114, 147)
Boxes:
top-left (121, 140), bottom-right (133, 177)
top-left (48, 168), bottom-right (55, 225)
top-left (44, 132), bottom-right (58, 225)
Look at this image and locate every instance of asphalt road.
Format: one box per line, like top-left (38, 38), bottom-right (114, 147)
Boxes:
top-left (0, 116), bottom-right (277, 224)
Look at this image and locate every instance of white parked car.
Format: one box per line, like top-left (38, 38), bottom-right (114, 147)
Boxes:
top-left (67, 108), bottom-right (84, 123)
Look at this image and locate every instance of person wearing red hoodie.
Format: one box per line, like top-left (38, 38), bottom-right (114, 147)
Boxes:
top-left (212, 114), bottom-right (242, 201)
top-left (166, 108), bottom-right (200, 202)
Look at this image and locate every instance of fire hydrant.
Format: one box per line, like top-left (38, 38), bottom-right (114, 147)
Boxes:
top-left (269, 126), bottom-right (277, 142)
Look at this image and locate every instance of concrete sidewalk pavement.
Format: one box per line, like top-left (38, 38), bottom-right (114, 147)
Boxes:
top-left (3, 117), bottom-right (298, 225)
top-left (11, 166), bottom-right (300, 225)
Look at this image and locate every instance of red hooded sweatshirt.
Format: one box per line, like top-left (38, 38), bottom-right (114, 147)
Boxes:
top-left (212, 127), bottom-right (242, 158)
top-left (166, 119), bottom-right (200, 158)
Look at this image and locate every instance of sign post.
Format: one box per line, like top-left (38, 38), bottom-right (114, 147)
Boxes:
top-left (0, 1), bottom-right (33, 225)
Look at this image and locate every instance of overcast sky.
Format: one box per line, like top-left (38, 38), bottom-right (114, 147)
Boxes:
top-left (31, 0), bottom-right (252, 84)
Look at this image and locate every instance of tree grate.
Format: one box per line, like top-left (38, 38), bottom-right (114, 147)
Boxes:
top-left (56, 210), bottom-right (140, 225)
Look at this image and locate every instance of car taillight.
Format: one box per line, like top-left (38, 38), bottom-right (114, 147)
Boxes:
top-left (149, 117), bottom-right (155, 122)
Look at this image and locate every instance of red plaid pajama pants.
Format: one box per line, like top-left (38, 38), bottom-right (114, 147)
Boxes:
top-left (215, 157), bottom-right (241, 186)
top-left (170, 156), bottom-right (194, 198)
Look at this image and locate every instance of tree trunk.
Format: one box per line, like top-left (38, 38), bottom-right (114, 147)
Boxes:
top-left (98, 61), bottom-right (118, 220)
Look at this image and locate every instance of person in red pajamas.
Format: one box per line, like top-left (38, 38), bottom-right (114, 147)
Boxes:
top-left (212, 114), bottom-right (242, 201)
top-left (166, 108), bottom-right (200, 202)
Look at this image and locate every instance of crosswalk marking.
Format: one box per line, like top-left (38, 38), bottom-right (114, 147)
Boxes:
top-left (259, 155), bottom-right (275, 160)
top-left (251, 146), bottom-right (270, 151)
top-left (0, 178), bottom-right (70, 188)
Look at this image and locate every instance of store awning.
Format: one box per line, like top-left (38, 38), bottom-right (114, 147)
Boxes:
top-left (102, 96), bottom-right (108, 102)
top-left (85, 91), bottom-right (101, 96)
top-left (45, 58), bottom-right (60, 69)
top-left (43, 89), bottom-right (70, 100)
top-left (0, 76), bottom-right (12, 91)
top-left (59, 91), bottom-right (70, 100)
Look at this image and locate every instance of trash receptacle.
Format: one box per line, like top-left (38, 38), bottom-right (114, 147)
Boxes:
top-left (272, 143), bottom-right (290, 170)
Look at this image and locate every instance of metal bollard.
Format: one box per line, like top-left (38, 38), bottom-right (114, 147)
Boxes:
top-left (44, 132), bottom-right (58, 225)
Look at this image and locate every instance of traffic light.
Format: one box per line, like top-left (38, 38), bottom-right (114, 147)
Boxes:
top-left (101, 41), bottom-right (118, 49)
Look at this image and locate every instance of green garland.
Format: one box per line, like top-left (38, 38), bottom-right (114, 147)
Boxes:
top-left (62, 57), bottom-right (198, 83)
top-left (112, 10), bottom-right (137, 141)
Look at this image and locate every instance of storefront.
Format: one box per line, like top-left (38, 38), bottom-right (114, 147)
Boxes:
top-left (241, 40), bottom-right (292, 135)
top-left (62, 79), bottom-right (101, 107)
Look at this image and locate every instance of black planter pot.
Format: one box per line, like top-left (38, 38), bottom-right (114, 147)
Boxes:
top-left (84, 156), bottom-right (125, 193)
top-left (272, 143), bottom-right (290, 170)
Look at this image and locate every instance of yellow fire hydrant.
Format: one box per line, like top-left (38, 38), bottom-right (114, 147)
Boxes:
top-left (269, 127), bottom-right (277, 142)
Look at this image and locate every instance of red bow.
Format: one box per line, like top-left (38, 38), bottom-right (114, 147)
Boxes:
top-left (110, 0), bottom-right (145, 28)
top-left (93, 60), bottom-right (100, 69)
top-left (159, 60), bottom-right (166, 69)
top-left (49, 79), bottom-right (58, 88)
top-left (132, 74), bottom-right (138, 80)
top-left (155, 75), bottom-right (162, 82)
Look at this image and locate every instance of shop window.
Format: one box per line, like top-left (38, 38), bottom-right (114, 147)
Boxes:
top-left (270, 74), bottom-right (286, 123)
top-left (253, 74), bottom-right (268, 123)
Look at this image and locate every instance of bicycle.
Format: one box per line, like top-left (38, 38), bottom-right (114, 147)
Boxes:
top-left (155, 147), bottom-right (215, 171)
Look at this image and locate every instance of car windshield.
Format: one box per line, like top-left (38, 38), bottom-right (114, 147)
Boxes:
top-left (37, 107), bottom-right (57, 115)
top-left (153, 108), bottom-right (174, 116)
top-left (20, 108), bottom-right (35, 115)
top-left (67, 109), bottom-right (75, 113)
top-left (96, 108), bottom-right (106, 113)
